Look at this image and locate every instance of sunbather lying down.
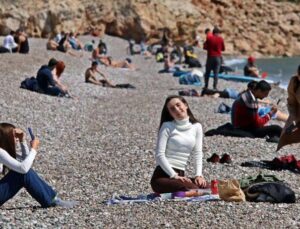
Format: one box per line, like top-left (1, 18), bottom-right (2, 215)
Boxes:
top-left (85, 61), bottom-right (136, 89)
top-left (101, 57), bottom-right (136, 70)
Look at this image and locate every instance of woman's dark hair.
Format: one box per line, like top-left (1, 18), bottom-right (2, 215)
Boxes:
top-left (158, 95), bottom-right (199, 130)
top-left (254, 80), bottom-right (271, 92)
top-left (247, 81), bottom-right (257, 91)
top-left (0, 123), bottom-right (16, 159)
top-left (292, 64), bottom-right (300, 92)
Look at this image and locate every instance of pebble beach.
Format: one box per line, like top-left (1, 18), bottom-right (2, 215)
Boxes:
top-left (0, 35), bottom-right (299, 228)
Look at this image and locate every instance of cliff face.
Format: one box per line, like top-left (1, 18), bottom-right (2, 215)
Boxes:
top-left (0, 0), bottom-right (299, 56)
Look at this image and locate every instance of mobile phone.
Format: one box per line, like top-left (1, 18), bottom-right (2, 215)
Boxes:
top-left (276, 99), bottom-right (281, 105)
top-left (285, 121), bottom-right (298, 134)
top-left (28, 127), bottom-right (35, 140)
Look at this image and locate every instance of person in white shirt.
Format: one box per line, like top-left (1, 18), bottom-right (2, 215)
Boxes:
top-left (0, 31), bottom-right (18, 53)
top-left (0, 123), bottom-right (77, 208)
top-left (150, 95), bottom-right (207, 193)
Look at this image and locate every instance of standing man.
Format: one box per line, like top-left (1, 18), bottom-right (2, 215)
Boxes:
top-left (203, 27), bottom-right (225, 90)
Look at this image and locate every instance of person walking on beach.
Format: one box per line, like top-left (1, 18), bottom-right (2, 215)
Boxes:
top-left (231, 80), bottom-right (282, 141)
top-left (0, 123), bottom-right (77, 208)
top-left (203, 27), bottom-right (225, 90)
top-left (150, 95), bottom-right (207, 193)
top-left (278, 65), bottom-right (300, 150)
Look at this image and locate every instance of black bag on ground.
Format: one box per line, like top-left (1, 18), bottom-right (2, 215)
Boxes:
top-left (115, 84), bottom-right (136, 89)
top-left (20, 77), bottom-right (40, 92)
top-left (205, 122), bottom-right (255, 138)
top-left (244, 182), bottom-right (296, 203)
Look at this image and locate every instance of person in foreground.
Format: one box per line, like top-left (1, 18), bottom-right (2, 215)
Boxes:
top-left (277, 65), bottom-right (300, 150)
top-left (150, 95), bottom-right (207, 193)
top-left (231, 80), bottom-right (282, 141)
top-left (0, 123), bottom-right (77, 208)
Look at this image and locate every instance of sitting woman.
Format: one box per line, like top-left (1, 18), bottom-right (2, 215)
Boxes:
top-left (46, 34), bottom-right (59, 51)
top-left (150, 95), bottom-right (207, 193)
top-left (36, 59), bottom-right (70, 97)
top-left (0, 123), bottom-right (76, 208)
top-left (85, 61), bottom-right (115, 87)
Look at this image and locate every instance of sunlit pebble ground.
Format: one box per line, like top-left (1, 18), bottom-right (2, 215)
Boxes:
top-left (0, 35), bottom-right (299, 228)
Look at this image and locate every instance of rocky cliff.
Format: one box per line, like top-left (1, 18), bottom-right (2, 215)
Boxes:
top-left (0, 0), bottom-right (299, 56)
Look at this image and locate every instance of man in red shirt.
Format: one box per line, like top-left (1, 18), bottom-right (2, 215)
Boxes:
top-left (203, 27), bottom-right (225, 90)
top-left (231, 80), bottom-right (282, 140)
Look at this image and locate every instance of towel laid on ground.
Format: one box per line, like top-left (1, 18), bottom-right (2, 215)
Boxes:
top-left (105, 192), bottom-right (219, 205)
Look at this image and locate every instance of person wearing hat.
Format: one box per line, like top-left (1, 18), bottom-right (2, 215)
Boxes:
top-left (244, 56), bottom-right (260, 77)
top-left (85, 61), bottom-right (115, 87)
top-left (36, 58), bottom-right (68, 96)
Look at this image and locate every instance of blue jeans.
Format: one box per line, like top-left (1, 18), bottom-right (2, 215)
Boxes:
top-left (0, 169), bottom-right (57, 208)
top-left (204, 56), bottom-right (222, 89)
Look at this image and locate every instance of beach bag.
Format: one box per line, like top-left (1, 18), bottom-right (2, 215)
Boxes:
top-left (20, 77), bottom-right (39, 92)
top-left (244, 182), bottom-right (295, 203)
top-left (218, 179), bottom-right (246, 202)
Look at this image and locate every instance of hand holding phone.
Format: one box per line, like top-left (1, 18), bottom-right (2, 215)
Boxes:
top-left (28, 127), bottom-right (35, 140)
top-left (285, 121), bottom-right (298, 134)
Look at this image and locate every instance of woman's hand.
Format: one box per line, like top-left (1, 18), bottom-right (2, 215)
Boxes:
top-left (195, 176), bottom-right (207, 188)
top-left (173, 175), bottom-right (192, 183)
top-left (14, 128), bottom-right (25, 142)
top-left (30, 138), bottom-right (40, 151)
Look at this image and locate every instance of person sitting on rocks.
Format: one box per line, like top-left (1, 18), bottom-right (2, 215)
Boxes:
top-left (244, 56), bottom-right (260, 77)
top-left (85, 61), bottom-right (115, 87)
top-left (0, 123), bottom-right (77, 208)
top-left (36, 58), bottom-right (69, 97)
top-left (150, 95), bottom-right (207, 193)
top-left (57, 33), bottom-right (82, 57)
top-left (0, 30), bottom-right (18, 53)
top-left (68, 32), bottom-right (84, 50)
top-left (46, 34), bottom-right (59, 51)
top-left (231, 80), bottom-right (282, 141)
top-left (14, 28), bottom-right (29, 54)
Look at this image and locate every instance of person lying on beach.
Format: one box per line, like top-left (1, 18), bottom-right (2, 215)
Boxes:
top-left (36, 58), bottom-right (71, 97)
top-left (100, 57), bottom-right (136, 70)
top-left (244, 56), bottom-right (260, 77)
top-left (0, 30), bottom-right (18, 53)
top-left (231, 80), bottom-right (282, 141)
top-left (150, 95), bottom-right (207, 194)
top-left (0, 123), bottom-right (77, 208)
top-left (85, 61), bottom-right (115, 87)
